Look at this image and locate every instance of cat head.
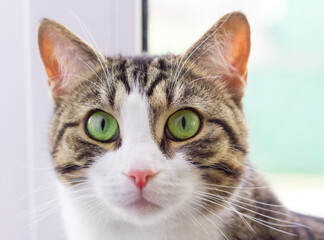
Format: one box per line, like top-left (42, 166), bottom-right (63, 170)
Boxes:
top-left (38, 12), bottom-right (250, 226)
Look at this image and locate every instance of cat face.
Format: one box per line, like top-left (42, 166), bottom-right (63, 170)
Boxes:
top-left (38, 12), bottom-right (250, 226)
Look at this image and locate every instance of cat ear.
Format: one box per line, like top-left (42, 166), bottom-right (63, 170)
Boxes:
top-left (38, 19), bottom-right (103, 102)
top-left (184, 12), bottom-right (250, 101)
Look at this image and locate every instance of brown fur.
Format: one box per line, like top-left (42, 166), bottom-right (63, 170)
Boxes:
top-left (38, 12), bottom-right (324, 239)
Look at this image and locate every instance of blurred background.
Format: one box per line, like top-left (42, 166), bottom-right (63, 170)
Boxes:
top-left (0, 0), bottom-right (323, 239)
top-left (148, 0), bottom-right (324, 218)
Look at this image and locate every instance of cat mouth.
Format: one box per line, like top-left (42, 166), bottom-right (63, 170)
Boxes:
top-left (127, 197), bottom-right (161, 212)
top-left (119, 197), bottom-right (166, 224)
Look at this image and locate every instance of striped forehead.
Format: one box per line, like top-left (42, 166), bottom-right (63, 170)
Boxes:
top-left (106, 56), bottom-right (171, 104)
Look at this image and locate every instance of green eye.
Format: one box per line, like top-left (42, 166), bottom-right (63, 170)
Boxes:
top-left (86, 111), bottom-right (118, 141)
top-left (167, 109), bottom-right (201, 140)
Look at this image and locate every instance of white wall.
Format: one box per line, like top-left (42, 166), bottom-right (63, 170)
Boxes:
top-left (0, 1), bottom-right (141, 239)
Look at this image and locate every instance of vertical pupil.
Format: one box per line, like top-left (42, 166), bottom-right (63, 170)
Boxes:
top-left (101, 118), bottom-right (105, 131)
top-left (181, 116), bottom-right (186, 129)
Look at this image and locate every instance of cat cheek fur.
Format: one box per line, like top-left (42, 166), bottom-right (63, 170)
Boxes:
top-left (86, 151), bottom-right (198, 225)
top-left (79, 90), bottom-right (200, 225)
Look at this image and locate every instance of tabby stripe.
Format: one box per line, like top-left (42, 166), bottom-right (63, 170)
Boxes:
top-left (293, 213), bottom-right (316, 240)
top-left (208, 119), bottom-right (247, 154)
top-left (55, 160), bottom-right (94, 175)
top-left (55, 164), bottom-right (82, 174)
top-left (189, 151), bottom-right (216, 160)
top-left (76, 150), bottom-right (96, 162)
top-left (108, 84), bottom-right (116, 107)
top-left (304, 225), bottom-right (315, 240)
top-left (160, 140), bottom-right (166, 154)
top-left (147, 59), bottom-right (168, 96)
top-left (166, 84), bottom-right (173, 106)
top-left (55, 106), bottom-right (65, 119)
top-left (158, 58), bottom-right (167, 72)
top-left (147, 72), bottom-right (166, 96)
top-left (291, 225), bottom-right (300, 239)
top-left (142, 63), bottom-right (148, 86)
top-left (133, 67), bottom-right (140, 84)
top-left (143, 57), bottom-right (154, 88)
top-left (225, 102), bottom-right (236, 113)
top-left (115, 138), bottom-right (122, 150)
top-left (75, 138), bottom-right (102, 151)
top-left (52, 122), bottom-right (79, 156)
top-left (159, 139), bottom-right (173, 159)
top-left (116, 60), bottom-right (130, 93)
top-left (72, 138), bottom-right (105, 162)
top-left (192, 161), bottom-right (240, 179)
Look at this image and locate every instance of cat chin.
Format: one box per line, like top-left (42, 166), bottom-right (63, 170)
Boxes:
top-left (85, 151), bottom-right (199, 226)
top-left (100, 195), bottom-right (176, 226)
top-left (113, 207), bottom-right (168, 226)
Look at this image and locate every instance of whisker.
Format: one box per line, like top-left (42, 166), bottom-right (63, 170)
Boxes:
top-left (72, 13), bottom-right (112, 94)
top-left (243, 215), bottom-right (298, 236)
top-left (184, 202), bottom-right (229, 239)
top-left (223, 195), bottom-right (293, 219)
top-left (191, 190), bottom-right (253, 231)
top-left (77, 56), bottom-right (104, 84)
top-left (191, 191), bottom-right (301, 236)
top-left (199, 182), bottom-right (270, 190)
top-left (179, 208), bottom-right (206, 233)
top-left (182, 203), bottom-right (210, 235)
top-left (197, 186), bottom-right (285, 208)
top-left (185, 75), bottom-right (221, 85)
top-left (188, 197), bottom-right (232, 227)
top-left (172, 12), bottom-right (233, 85)
top-left (48, 73), bottom-right (106, 95)
top-left (12, 182), bottom-right (57, 207)
top-left (178, 43), bottom-right (223, 83)
top-left (192, 190), bottom-right (308, 228)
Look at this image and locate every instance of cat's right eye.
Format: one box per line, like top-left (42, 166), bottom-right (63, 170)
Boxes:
top-left (85, 110), bottom-right (118, 142)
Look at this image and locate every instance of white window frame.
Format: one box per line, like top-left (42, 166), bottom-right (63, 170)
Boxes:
top-left (0, 1), bottom-right (142, 239)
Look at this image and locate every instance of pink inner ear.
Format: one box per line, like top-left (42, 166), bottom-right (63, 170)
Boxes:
top-left (39, 33), bottom-right (72, 96)
top-left (230, 24), bottom-right (250, 82)
top-left (38, 19), bottom-right (101, 101)
top-left (39, 35), bottom-right (61, 86)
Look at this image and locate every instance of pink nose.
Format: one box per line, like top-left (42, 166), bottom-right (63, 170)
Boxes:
top-left (126, 170), bottom-right (155, 189)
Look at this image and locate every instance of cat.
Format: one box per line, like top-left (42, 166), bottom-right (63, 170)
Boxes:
top-left (38, 12), bottom-right (324, 240)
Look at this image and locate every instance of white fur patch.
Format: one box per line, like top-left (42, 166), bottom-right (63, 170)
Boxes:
top-left (58, 88), bottom-right (228, 240)
top-left (118, 89), bottom-right (162, 174)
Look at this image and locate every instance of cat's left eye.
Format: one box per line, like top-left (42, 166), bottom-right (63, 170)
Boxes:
top-left (86, 110), bottom-right (118, 142)
top-left (166, 109), bottom-right (201, 140)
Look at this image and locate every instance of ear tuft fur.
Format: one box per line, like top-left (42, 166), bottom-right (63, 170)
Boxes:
top-left (183, 12), bottom-right (251, 101)
top-left (38, 19), bottom-right (103, 103)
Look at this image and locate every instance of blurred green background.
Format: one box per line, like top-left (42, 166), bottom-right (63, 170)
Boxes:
top-left (148, 0), bottom-right (324, 175)
top-left (148, 0), bottom-right (324, 216)
top-left (245, 0), bottom-right (324, 175)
